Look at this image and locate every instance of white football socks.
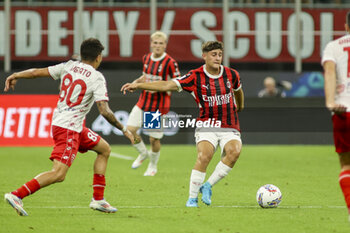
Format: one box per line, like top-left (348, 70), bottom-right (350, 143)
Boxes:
top-left (207, 161), bottom-right (232, 186)
top-left (189, 169), bottom-right (206, 198)
top-left (149, 151), bottom-right (160, 168)
top-left (133, 141), bottom-right (148, 157)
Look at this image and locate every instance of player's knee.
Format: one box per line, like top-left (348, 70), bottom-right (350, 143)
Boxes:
top-left (102, 144), bottom-right (111, 158)
top-left (53, 170), bottom-right (67, 183)
top-left (149, 137), bottom-right (160, 146)
top-left (56, 174), bottom-right (66, 183)
top-left (197, 151), bottom-right (211, 165)
top-left (225, 148), bottom-right (241, 162)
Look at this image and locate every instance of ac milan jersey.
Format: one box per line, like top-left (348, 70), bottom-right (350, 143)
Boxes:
top-left (136, 52), bottom-right (180, 114)
top-left (48, 60), bottom-right (109, 133)
top-left (322, 34), bottom-right (350, 111)
top-left (173, 65), bottom-right (242, 130)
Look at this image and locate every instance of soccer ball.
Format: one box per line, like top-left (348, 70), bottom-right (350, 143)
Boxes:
top-left (256, 184), bottom-right (282, 208)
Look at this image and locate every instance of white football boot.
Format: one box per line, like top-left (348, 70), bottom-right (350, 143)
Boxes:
top-left (89, 198), bottom-right (117, 213)
top-left (143, 152), bottom-right (160, 176)
top-left (143, 165), bottom-right (157, 176)
top-left (131, 152), bottom-right (149, 169)
top-left (4, 193), bottom-right (28, 216)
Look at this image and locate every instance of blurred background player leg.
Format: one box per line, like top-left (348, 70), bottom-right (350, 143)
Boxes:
top-left (127, 106), bottom-right (149, 169)
top-left (144, 135), bottom-right (162, 176)
top-left (130, 128), bottom-right (149, 169)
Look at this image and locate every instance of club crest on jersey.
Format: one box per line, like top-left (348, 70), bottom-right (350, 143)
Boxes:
top-left (143, 110), bottom-right (161, 129)
top-left (227, 80), bottom-right (231, 89)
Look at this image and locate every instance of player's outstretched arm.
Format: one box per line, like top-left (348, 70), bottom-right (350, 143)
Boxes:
top-left (234, 88), bottom-right (244, 112)
top-left (4, 68), bottom-right (50, 92)
top-left (121, 80), bottom-right (178, 94)
top-left (132, 75), bottom-right (146, 84)
top-left (96, 101), bottom-right (134, 143)
top-left (323, 61), bottom-right (347, 114)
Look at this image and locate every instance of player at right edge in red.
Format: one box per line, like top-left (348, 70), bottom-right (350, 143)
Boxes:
top-left (322, 11), bottom-right (350, 222)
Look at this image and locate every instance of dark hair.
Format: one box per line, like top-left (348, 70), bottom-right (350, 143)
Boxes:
top-left (201, 41), bottom-right (224, 53)
top-left (80, 38), bottom-right (104, 62)
top-left (347, 11), bottom-right (350, 27)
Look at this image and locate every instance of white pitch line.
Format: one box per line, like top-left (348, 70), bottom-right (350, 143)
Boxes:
top-left (87, 151), bottom-right (135, 160)
top-left (110, 152), bottom-right (135, 161)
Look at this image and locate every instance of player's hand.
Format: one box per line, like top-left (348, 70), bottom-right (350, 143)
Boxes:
top-left (123, 129), bottom-right (135, 144)
top-left (4, 74), bottom-right (18, 92)
top-left (327, 103), bottom-right (347, 115)
top-left (121, 83), bottom-right (138, 94)
top-left (133, 137), bottom-right (141, 144)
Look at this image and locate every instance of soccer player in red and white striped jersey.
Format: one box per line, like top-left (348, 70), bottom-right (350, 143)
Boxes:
top-left (4, 38), bottom-right (134, 216)
top-left (121, 41), bottom-right (244, 207)
top-left (322, 11), bottom-right (350, 222)
top-left (126, 31), bottom-right (180, 176)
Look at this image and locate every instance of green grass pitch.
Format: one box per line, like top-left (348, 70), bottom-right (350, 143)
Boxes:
top-left (0, 145), bottom-right (349, 233)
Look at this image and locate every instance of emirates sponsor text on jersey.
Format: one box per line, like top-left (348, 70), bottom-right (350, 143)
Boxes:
top-left (202, 92), bottom-right (232, 107)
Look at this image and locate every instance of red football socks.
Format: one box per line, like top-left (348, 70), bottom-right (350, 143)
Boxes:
top-left (93, 174), bottom-right (106, 201)
top-left (11, 179), bottom-right (41, 199)
top-left (339, 170), bottom-right (350, 214)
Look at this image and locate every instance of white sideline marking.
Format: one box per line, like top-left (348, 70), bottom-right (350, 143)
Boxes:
top-left (1, 205), bottom-right (346, 209)
top-left (87, 151), bottom-right (134, 160)
top-left (110, 152), bottom-right (134, 161)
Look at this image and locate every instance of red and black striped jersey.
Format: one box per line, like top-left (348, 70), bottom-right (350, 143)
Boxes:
top-left (173, 65), bottom-right (242, 131)
top-left (136, 52), bottom-right (180, 114)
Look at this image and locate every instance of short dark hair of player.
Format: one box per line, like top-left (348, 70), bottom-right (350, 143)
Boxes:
top-left (201, 41), bottom-right (224, 53)
top-left (347, 11), bottom-right (350, 27)
top-left (80, 38), bottom-right (105, 62)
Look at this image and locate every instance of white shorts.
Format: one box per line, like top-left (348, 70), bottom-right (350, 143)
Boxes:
top-left (127, 105), bottom-right (164, 139)
top-left (195, 128), bottom-right (242, 157)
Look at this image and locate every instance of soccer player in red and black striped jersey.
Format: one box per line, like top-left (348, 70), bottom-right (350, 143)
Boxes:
top-left (122, 41), bottom-right (244, 207)
top-left (125, 31), bottom-right (180, 176)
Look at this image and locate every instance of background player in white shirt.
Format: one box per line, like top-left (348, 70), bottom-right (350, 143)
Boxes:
top-left (322, 11), bottom-right (350, 221)
top-left (4, 38), bottom-right (134, 216)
